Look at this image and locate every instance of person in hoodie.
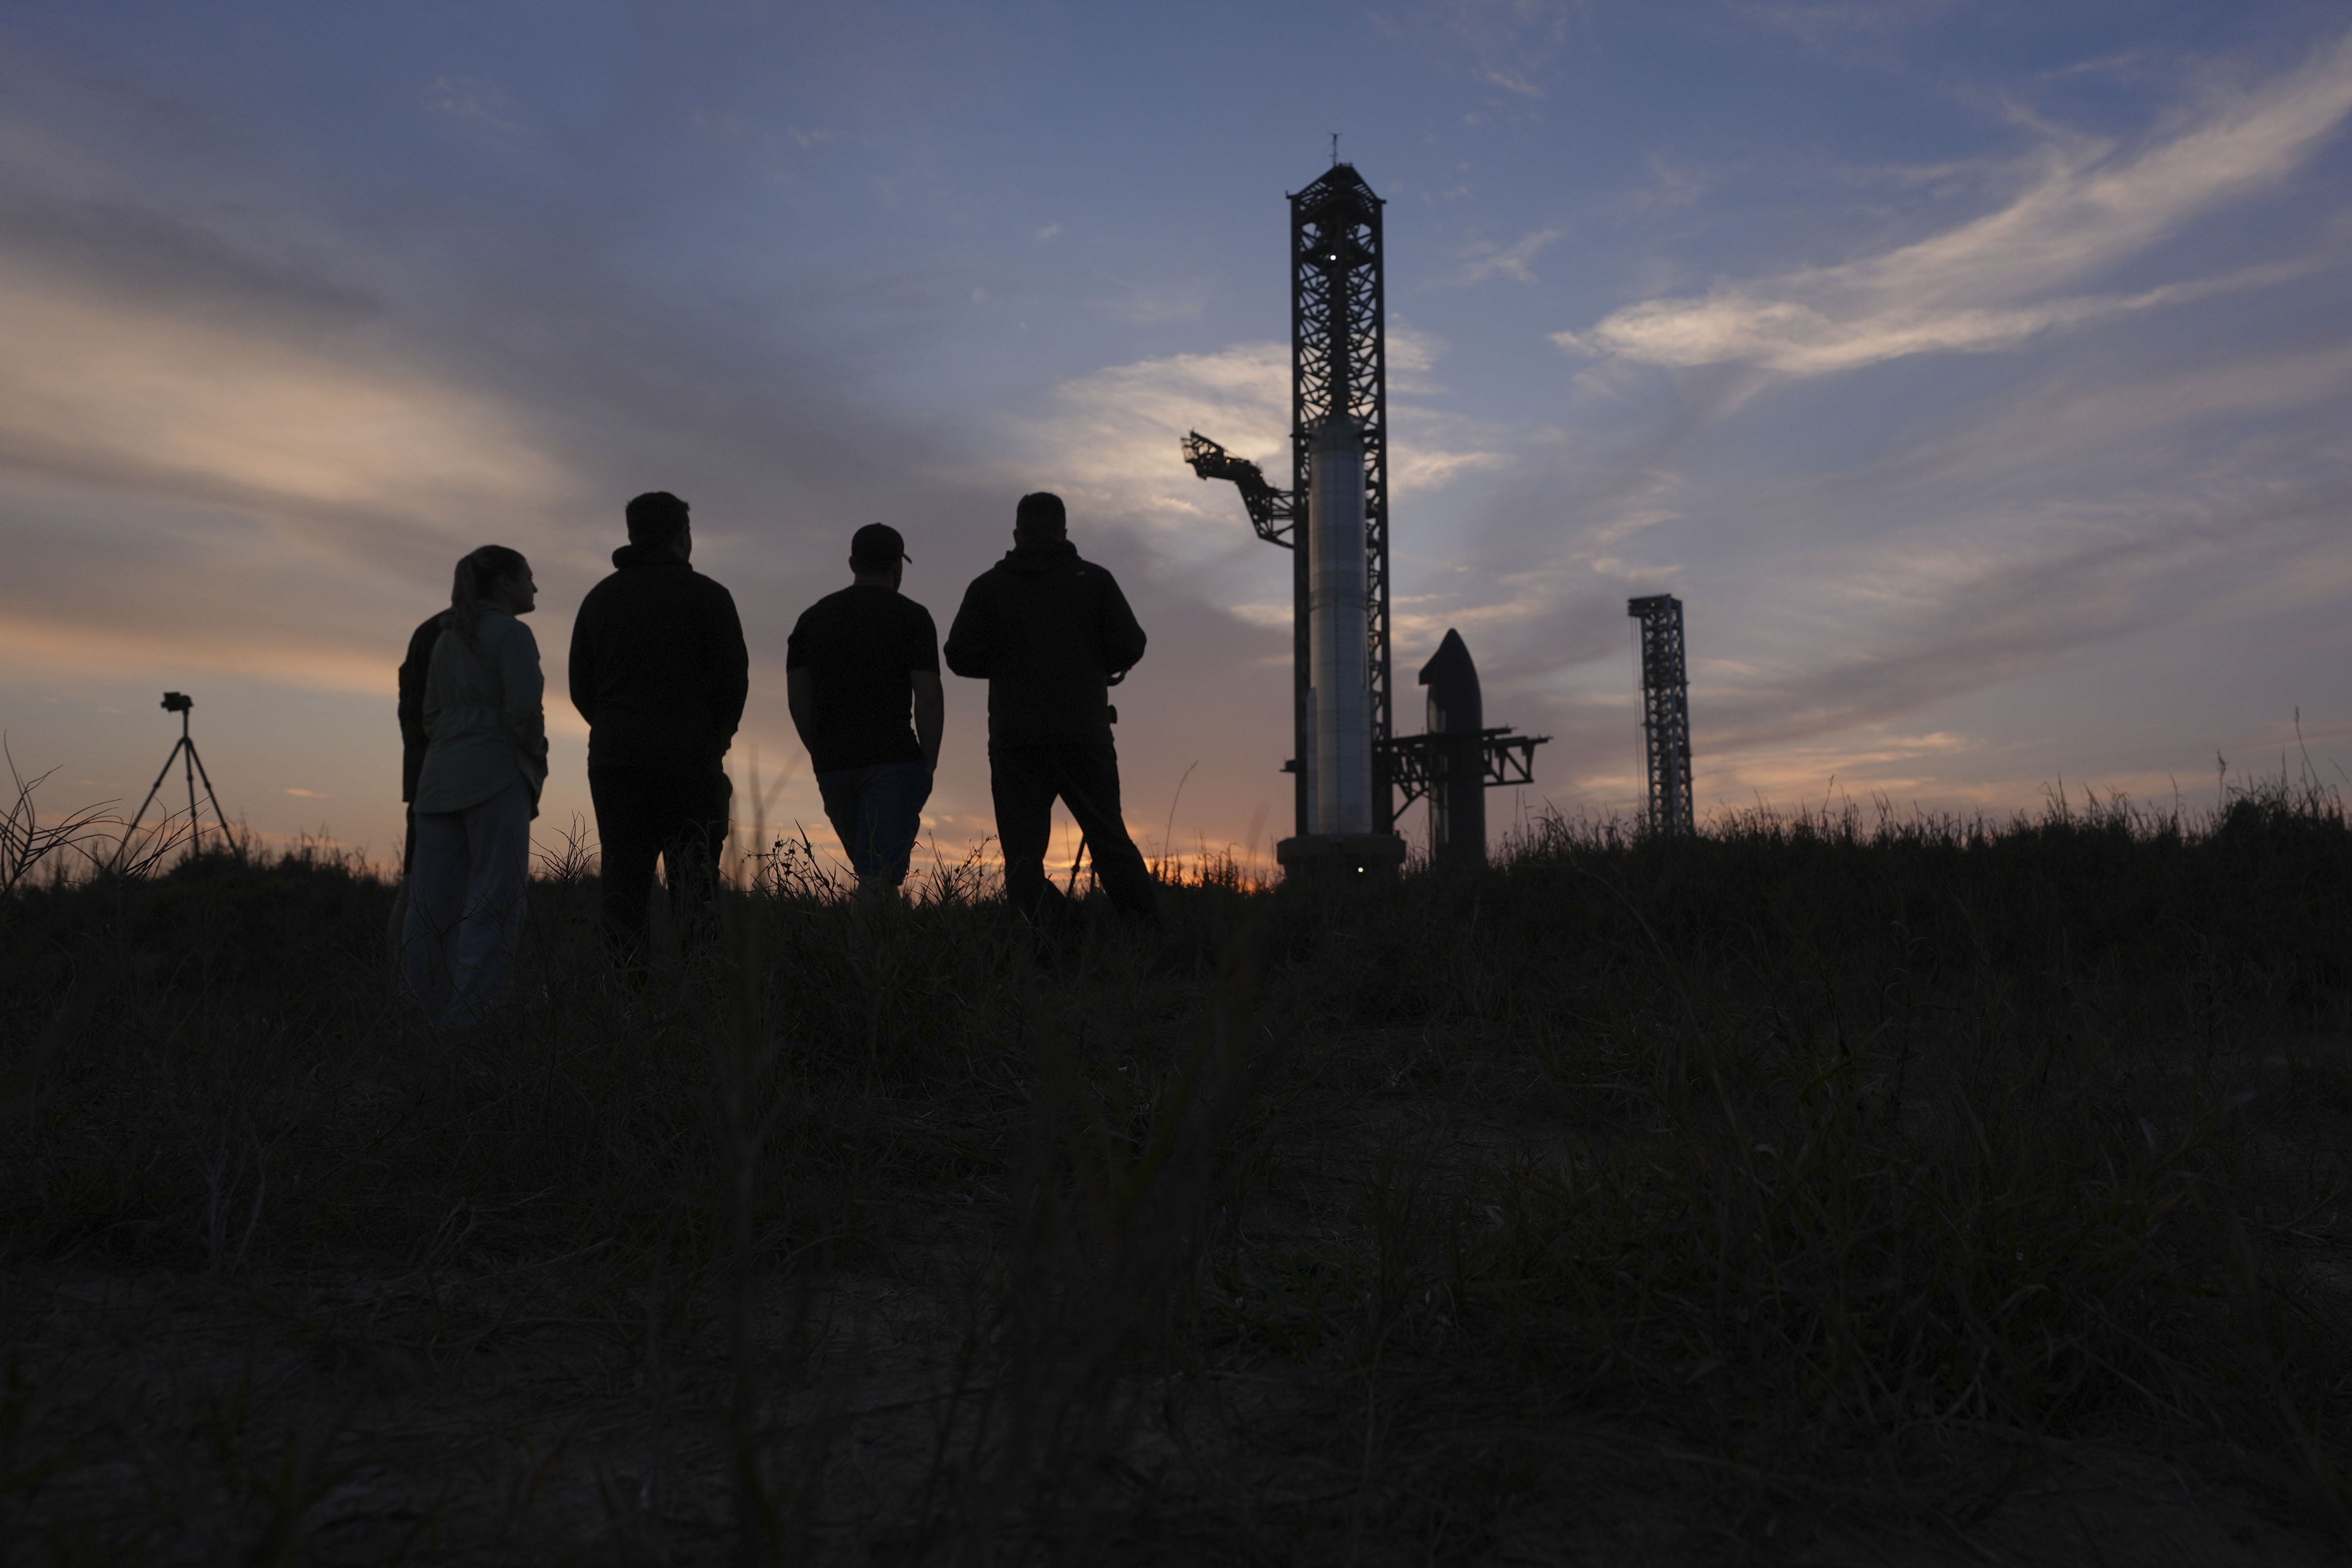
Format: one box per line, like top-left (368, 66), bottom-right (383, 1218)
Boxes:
top-left (568, 491), bottom-right (750, 960)
top-left (405, 545), bottom-right (548, 1030)
top-left (944, 491), bottom-right (1157, 927)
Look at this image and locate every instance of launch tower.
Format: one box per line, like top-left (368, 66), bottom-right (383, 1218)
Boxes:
top-left (1185, 161), bottom-right (1544, 875)
top-left (1182, 162), bottom-right (1397, 874)
top-left (1627, 594), bottom-right (1694, 834)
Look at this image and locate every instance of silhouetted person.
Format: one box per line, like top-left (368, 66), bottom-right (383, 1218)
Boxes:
top-left (405, 545), bottom-right (548, 1031)
top-left (944, 491), bottom-right (1157, 928)
top-left (787, 523), bottom-right (943, 908)
top-left (392, 609), bottom-right (447, 946)
top-left (568, 491), bottom-right (749, 961)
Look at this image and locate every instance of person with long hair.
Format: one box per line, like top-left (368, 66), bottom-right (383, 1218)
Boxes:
top-left (405, 545), bottom-right (548, 1030)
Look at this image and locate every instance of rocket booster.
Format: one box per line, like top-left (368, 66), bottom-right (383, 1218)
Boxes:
top-left (1307, 414), bottom-right (1372, 836)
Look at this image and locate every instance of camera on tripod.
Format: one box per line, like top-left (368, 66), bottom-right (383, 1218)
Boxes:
top-left (116, 689), bottom-right (227, 863)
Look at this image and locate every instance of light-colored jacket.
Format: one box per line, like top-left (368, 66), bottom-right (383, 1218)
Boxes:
top-left (415, 611), bottom-right (549, 816)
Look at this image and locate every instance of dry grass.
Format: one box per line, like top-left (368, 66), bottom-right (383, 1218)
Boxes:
top-left (0, 778), bottom-right (2348, 1563)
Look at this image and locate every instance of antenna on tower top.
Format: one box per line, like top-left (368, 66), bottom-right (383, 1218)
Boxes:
top-left (1330, 132), bottom-right (1340, 166)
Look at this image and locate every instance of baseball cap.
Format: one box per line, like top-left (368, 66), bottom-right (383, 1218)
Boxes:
top-left (851, 522), bottom-right (910, 567)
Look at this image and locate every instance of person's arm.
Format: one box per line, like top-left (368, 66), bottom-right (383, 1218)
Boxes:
top-left (912, 670), bottom-right (943, 773)
top-left (787, 665), bottom-right (818, 757)
top-left (502, 621), bottom-right (549, 782)
top-left (397, 625), bottom-right (428, 736)
top-left (422, 631), bottom-right (446, 741)
top-left (399, 618), bottom-right (435, 801)
top-left (709, 585), bottom-right (751, 752)
top-left (566, 593), bottom-right (597, 728)
top-left (942, 579), bottom-right (990, 679)
top-left (1097, 569), bottom-right (1147, 676)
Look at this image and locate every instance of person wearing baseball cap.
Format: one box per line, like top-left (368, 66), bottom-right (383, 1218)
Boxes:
top-left (786, 522), bottom-right (943, 908)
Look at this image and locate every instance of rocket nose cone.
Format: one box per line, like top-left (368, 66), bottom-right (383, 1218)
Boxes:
top-left (1419, 628), bottom-right (1478, 686)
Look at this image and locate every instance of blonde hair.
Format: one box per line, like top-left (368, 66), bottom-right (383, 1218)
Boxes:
top-left (450, 545), bottom-right (528, 654)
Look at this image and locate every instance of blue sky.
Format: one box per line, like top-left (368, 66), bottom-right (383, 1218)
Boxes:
top-left (3, 1), bottom-right (2349, 872)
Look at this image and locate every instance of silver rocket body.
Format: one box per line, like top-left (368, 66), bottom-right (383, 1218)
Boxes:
top-left (1307, 415), bottom-right (1372, 836)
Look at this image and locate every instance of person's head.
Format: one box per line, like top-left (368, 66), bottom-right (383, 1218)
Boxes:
top-left (1014, 491), bottom-right (1066, 545)
top-left (849, 522), bottom-right (909, 589)
top-left (450, 545), bottom-right (533, 651)
top-left (625, 490), bottom-right (692, 558)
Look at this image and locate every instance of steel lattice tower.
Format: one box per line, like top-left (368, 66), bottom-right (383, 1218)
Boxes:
top-left (1627, 595), bottom-right (1694, 834)
top-left (1185, 162), bottom-right (1547, 870)
top-left (1178, 165), bottom-right (1390, 840)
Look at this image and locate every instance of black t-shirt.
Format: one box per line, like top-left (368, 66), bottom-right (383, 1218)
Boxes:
top-left (786, 585), bottom-right (939, 774)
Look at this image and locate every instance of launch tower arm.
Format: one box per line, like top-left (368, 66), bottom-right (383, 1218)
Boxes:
top-left (1182, 431), bottom-right (1296, 548)
top-left (1376, 728), bottom-right (1548, 811)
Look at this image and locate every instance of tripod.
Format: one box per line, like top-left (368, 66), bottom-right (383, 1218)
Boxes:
top-left (120, 691), bottom-right (228, 863)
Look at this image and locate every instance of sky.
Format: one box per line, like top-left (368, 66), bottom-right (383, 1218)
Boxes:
top-left (3, 0), bottom-right (2350, 878)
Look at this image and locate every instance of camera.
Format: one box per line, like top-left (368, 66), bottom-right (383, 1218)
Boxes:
top-left (161, 691), bottom-right (192, 714)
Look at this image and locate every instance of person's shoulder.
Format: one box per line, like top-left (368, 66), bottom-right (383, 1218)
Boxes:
top-left (405, 614), bottom-right (445, 662)
top-left (788, 586), bottom-right (841, 632)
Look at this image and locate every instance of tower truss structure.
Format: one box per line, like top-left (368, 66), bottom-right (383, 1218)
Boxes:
top-left (1627, 595), bottom-right (1694, 835)
top-left (1184, 162), bottom-right (1393, 837)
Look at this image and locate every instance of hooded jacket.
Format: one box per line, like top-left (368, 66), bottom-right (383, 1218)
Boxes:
top-left (568, 545), bottom-right (750, 771)
top-left (415, 611), bottom-right (549, 816)
top-left (944, 538), bottom-right (1146, 750)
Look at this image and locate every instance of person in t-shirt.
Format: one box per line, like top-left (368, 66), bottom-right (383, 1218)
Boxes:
top-left (786, 522), bottom-right (943, 905)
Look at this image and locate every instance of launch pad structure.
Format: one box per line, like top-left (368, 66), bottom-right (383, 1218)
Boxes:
top-left (1627, 594), bottom-right (1695, 835)
top-left (1185, 161), bottom-right (1545, 877)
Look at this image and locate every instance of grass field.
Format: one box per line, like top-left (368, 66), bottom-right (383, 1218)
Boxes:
top-left (2, 780), bottom-right (2350, 1564)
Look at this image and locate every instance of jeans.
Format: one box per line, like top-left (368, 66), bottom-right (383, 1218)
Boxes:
top-left (816, 760), bottom-right (932, 886)
top-left (403, 778), bottom-right (533, 1029)
top-left (589, 764), bottom-right (730, 959)
top-left (991, 742), bottom-right (1157, 923)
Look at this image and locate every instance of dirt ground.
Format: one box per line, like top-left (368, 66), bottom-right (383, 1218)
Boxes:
top-left (9, 1035), bottom-right (2347, 1566)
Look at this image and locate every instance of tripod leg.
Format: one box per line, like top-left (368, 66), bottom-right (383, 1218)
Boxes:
top-left (186, 741), bottom-right (230, 856)
top-left (183, 733), bottom-right (201, 853)
top-left (118, 738), bottom-right (188, 866)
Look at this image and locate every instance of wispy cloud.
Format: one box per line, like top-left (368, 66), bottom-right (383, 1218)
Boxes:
top-left (423, 76), bottom-right (531, 143)
top-left (1561, 30), bottom-right (2352, 375)
top-left (1030, 341), bottom-right (1289, 569)
top-left (1095, 278), bottom-right (1206, 324)
top-left (1739, 0), bottom-right (1960, 55)
top-left (0, 259), bottom-right (568, 521)
top-left (1451, 227), bottom-right (1560, 285)
top-left (1409, 0), bottom-right (1577, 108)
top-left (1029, 329), bottom-right (1506, 569)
